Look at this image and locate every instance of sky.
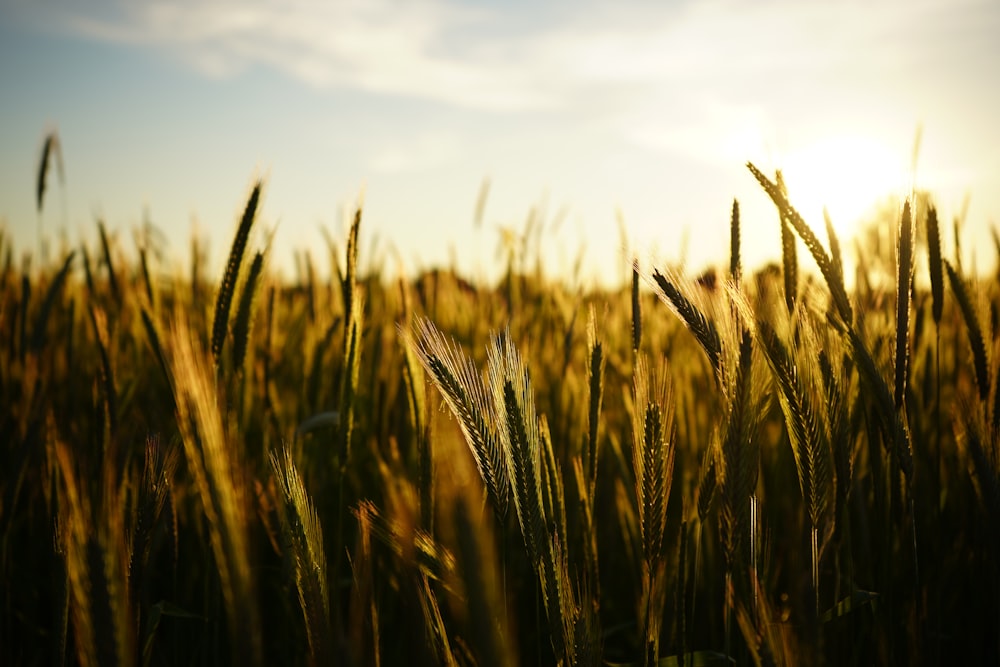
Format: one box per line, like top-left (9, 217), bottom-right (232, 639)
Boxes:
top-left (1, 0), bottom-right (998, 286)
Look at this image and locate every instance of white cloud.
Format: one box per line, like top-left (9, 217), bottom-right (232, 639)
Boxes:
top-left (64, 0), bottom-right (560, 110)
top-left (56, 0), bottom-right (998, 144)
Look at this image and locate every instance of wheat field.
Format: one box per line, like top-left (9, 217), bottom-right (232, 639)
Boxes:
top-left (2, 141), bottom-right (999, 665)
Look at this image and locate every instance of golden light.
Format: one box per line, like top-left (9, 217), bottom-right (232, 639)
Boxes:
top-left (779, 134), bottom-right (907, 242)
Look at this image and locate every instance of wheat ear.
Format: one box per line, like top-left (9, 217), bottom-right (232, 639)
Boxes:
top-left (211, 180), bottom-right (260, 364)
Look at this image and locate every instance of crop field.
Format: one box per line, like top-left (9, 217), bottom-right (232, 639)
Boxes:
top-left (2, 147), bottom-right (999, 666)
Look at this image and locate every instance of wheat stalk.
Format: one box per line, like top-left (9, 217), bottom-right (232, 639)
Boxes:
top-left (632, 355), bottom-right (676, 564)
top-left (486, 328), bottom-right (578, 664)
top-left (926, 206), bottom-right (944, 325)
top-left (53, 440), bottom-right (99, 667)
top-left (747, 162), bottom-right (853, 325)
top-left (824, 208), bottom-right (845, 297)
top-left (341, 205), bottom-right (362, 319)
top-left (36, 130), bottom-right (63, 214)
top-left (138, 245), bottom-right (155, 306)
top-left (779, 177), bottom-right (798, 314)
top-left (167, 312), bottom-right (261, 666)
top-left (895, 200), bottom-right (914, 409)
top-left (730, 199), bottom-right (742, 282)
top-left (406, 318), bottom-right (508, 522)
top-left (354, 500), bottom-right (456, 584)
top-left (211, 180), bottom-right (261, 365)
top-left (759, 318), bottom-right (832, 617)
top-left (231, 250), bottom-right (265, 371)
top-left (719, 330), bottom-right (762, 572)
top-left (270, 448), bottom-right (331, 666)
top-left (632, 261), bottom-right (642, 353)
top-left (97, 221), bottom-right (121, 307)
top-left (489, 330), bottom-right (544, 565)
top-left (632, 354), bottom-right (676, 665)
top-left (648, 267), bottom-right (723, 378)
top-left (30, 251), bottom-right (74, 352)
top-left (759, 320), bottom-right (832, 528)
top-left (36, 130), bottom-right (64, 263)
top-left (89, 306), bottom-right (118, 439)
top-left (338, 286), bottom-right (364, 466)
top-left (844, 325), bottom-right (914, 478)
top-left (945, 260), bottom-right (989, 402)
top-left (585, 306), bottom-right (605, 505)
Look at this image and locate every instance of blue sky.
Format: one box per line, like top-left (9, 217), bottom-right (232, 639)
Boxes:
top-left (2, 0), bottom-right (998, 285)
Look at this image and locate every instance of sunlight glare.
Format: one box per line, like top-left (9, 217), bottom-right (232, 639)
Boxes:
top-left (780, 135), bottom-right (906, 242)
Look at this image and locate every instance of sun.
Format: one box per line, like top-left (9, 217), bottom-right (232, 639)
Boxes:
top-left (778, 134), bottom-right (907, 242)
